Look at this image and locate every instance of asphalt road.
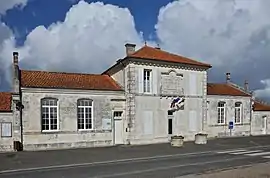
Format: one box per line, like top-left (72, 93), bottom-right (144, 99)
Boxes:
top-left (1, 135), bottom-right (270, 178)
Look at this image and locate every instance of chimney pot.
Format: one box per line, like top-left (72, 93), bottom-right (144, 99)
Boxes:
top-left (125, 43), bottom-right (136, 56)
top-left (13, 52), bottom-right (19, 65)
top-left (244, 80), bottom-right (249, 91)
top-left (226, 72), bottom-right (231, 82)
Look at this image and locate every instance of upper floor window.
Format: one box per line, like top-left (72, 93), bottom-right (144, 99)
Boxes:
top-left (143, 69), bottom-right (152, 93)
top-left (41, 98), bottom-right (58, 131)
top-left (217, 101), bottom-right (226, 124)
top-left (77, 99), bottom-right (93, 130)
top-left (235, 102), bottom-right (242, 124)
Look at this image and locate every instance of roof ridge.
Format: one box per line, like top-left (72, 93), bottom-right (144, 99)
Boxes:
top-left (129, 45), bottom-right (211, 67)
top-left (228, 82), bottom-right (252, 96)
top-left (207, 82), bottom-right (250, 97)
top-left (0, 92), bottom-right (12, 94)
top-left (254, 98), bottom-right (270, 106)
top-left (21, 69), bottom-right (106, 76)
top-left (145, 46), bottom-right (209, 65)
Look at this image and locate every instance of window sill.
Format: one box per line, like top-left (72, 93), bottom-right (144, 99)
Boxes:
top-left (78, 129), bottom-right (94, 133)
top-left (235, 123), bottom-right (250, 126)
top-left (142, 92), bottom-right (152, 95)
top-left (210, 124), bottom-right (227, 127)
top-left (41, 130), bottom-right (60, 134)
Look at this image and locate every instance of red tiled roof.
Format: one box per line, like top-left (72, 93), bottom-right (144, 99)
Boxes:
top-left (21, 70), bottom-right (123, 91)
top-left (253, 101), bottom-right (270, 111)
top-left (0, 92), bottom-right (12, 112)
top-left (129, 45), bottom-right (211, 68)
top-left (207, 83), bottom-right (251, 97)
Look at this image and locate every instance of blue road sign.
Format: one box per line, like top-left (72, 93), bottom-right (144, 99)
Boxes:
top-left (229, 121), bottom-right (234, 129)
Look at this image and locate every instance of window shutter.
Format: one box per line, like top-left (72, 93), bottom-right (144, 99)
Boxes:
top-left (189, 110), bottom-right (197, 132)
top-left (138, 68), bottom-right (143, 93)
top-left (189, 73), bottom-right (197, 96)
top-left (143, 111), bottom-right (153, 135)
top-left (152, 69), bottom-right (158, 95)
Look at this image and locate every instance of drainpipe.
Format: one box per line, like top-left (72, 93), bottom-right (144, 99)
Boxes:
top-left (19, 80), bottom-right (23, 147)
top-left (250, 96), bottom-right (253, 136)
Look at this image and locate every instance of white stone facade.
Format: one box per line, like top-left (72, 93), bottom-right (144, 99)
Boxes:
top-left (21, 88), bottom-right (126, 151)
top-left (251, 111), bottom-right (270, 135)
top-left (0, 44), bottom-right (270, 152)
top-left (0, 113), bottom-right (14, 151)
top-left (113, 61), bottom-right (208, 143)
top-left (207, 95), bottom-right (252, 138)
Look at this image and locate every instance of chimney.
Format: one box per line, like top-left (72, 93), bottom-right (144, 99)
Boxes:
top-left (125, 43), bottom-right (136, 56)
top-left (226, 72), bottom-right (231, 83)
top-left (155, 44), bottom-right (161, 50)
top-left (12, 52), bottom-right (20, 93)
top-left (244, 80), bottom-right (249, 91)
top-left (13, 52), bottom-right (19, 65)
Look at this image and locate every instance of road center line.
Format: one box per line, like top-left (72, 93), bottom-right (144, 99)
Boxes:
top-left (1, 144), bottom-right (270, 175)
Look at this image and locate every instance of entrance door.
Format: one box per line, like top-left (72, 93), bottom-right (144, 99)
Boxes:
top-left (113, 111), bottom-right (124, 145)
top-left (168, 111), bottom-right (173, 135)
top-left (262, 116), bottom-right (268, 135)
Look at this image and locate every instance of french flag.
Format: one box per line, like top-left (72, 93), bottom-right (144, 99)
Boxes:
top-left (170, 97), bottom-right (184, 108)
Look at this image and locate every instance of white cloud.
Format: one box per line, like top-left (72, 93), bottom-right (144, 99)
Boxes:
top-left (0, 0), bottom-right (29, 88)
top-left (254, 79), bottom-right (270, 99)
top-left (1, 0), bottom-right (270, 99)
top-left (156, 0), bottom-right (270, 98)
top-left (0, 0), bottom-right (145, 78)
top-left (0, 0), bottom-right (28, 14)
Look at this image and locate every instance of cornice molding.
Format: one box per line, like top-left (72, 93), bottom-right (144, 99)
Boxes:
top-left (21, 87), bottom-right (125, 96)
top-left (130, 58), bottom-right (208, 72)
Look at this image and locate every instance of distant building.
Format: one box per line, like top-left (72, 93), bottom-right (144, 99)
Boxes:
top-left (0, 44), bottom-right (269, 152)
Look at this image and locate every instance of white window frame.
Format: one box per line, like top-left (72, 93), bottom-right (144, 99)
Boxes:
top-left (217, 101), bottom-right (226, 124)
top-left (1, 122), bottom-right (12, 137)
top-left (143, 69), bottom-right (152, 93)
top-left (235, 102), bottom-right (242, 124)
top-left (77, 99), bottom-right (94, 131)
top-left (41, 98), bottom-right (59, 132)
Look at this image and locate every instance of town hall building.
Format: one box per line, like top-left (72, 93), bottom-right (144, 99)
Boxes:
top-left (0, 43), bottom-right (270, 152)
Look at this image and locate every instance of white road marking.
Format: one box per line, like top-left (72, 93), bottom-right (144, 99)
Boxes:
top-left (216, 149), bottom-right (247, 154)
top-left (246, 151), bottom-right (270, 156)
top-left (97, 157), bottom-right (248, 178)
top-left (1, 144), bottom-right (270, 175)
top-left (263, 156), bottom-right (270, 159)
top-left (230, 150), bottom-right (262, 155)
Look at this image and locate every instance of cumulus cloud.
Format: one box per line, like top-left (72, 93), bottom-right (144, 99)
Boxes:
top-left (0, 0), bottom-right (145, 78)
top-left (254, 79), bottom-right (270, 99)
top-left (156, 0), bottom-right (270, 98)
top-left (0, 0), bottom-right (29, 89)
top-left (1, 0), bottom-right (270, 100)
top-left (0, 0), bottom-right (28, 14)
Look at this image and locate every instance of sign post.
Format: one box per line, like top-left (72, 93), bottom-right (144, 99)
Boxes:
top-left (229, 121), bottom-right (234, 136)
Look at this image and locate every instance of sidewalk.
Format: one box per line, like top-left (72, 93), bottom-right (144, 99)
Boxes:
top-left (181, 162), bottom-right (270, 178)
top-left (0, 135), bottom-right (270, 172)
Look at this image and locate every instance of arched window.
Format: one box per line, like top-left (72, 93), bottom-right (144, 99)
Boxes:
top-left (41, 98), bottom-right (58, 131)
top-left (77, 99), bottom-right (93, 130)
top-left (217, 101), bottom-right (226, 124)
top-left (235, 102), bottom-right (242, 124)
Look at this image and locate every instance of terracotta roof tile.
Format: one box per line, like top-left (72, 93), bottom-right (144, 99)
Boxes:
top-left (129, 46), bottom-right (211, 68)
top-left (253, 101), bottom-right (270, 111)
top-left (21, 70), bottom-right (123, 91)
top-left (0, 92), bottom-right (12, 112)
top-left (207, 83), bottom-right (251, 97)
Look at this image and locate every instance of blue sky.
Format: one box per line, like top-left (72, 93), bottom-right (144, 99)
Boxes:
top-left (0, 0), bottom-right (270, 100)
top-left (2, 0), bottom-right (173, 46)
